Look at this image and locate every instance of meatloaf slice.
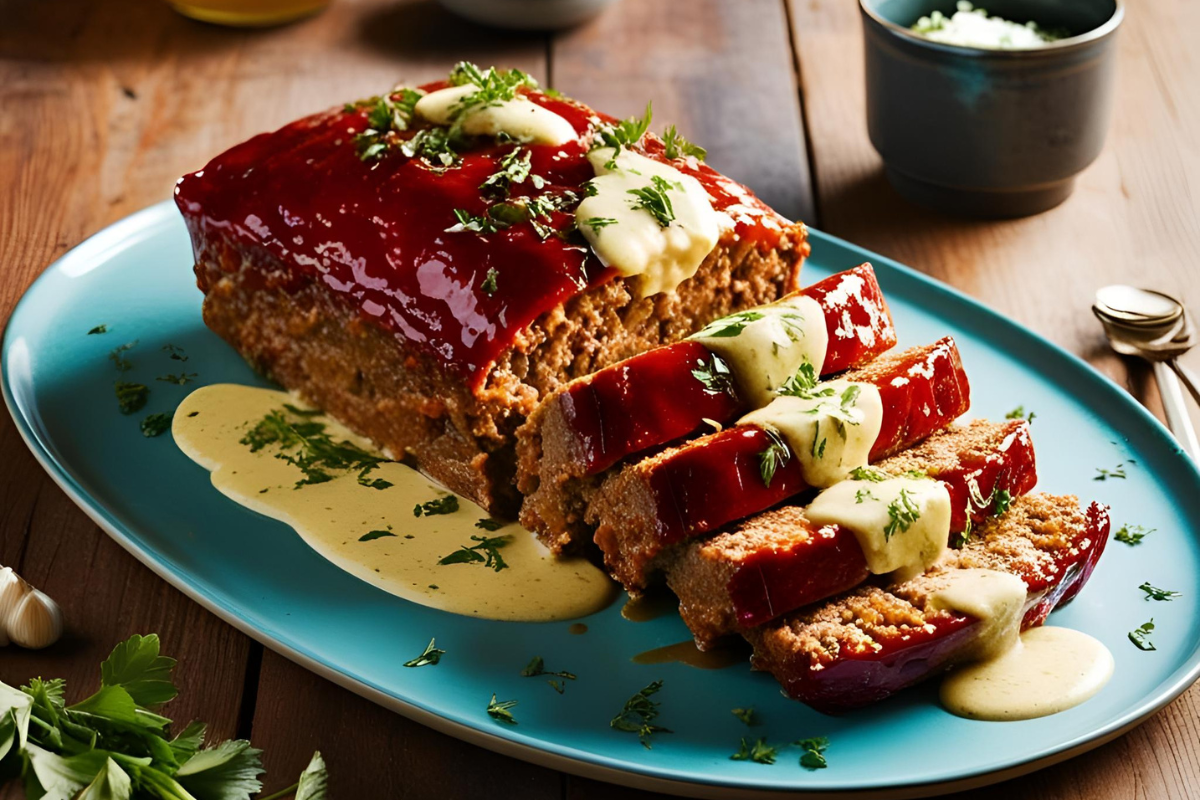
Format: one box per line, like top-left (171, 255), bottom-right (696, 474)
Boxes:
top-left (178, 74), bottom-right (808, 515)
top-left (517, 263), bottom-right (897, 553)
top-left (746, 494), bottom-right (1110, 713)
top-left (669, 419), bottom-right (1038, 649)
top-left (589, 337), bottom-right (971, 592)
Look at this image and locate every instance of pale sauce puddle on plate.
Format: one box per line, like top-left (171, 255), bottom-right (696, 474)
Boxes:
top-left (173, 384), bottom-right (617, 622)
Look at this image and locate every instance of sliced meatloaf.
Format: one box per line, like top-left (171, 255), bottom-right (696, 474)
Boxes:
top-left (176, 70), bottom-right (808, 514)
top-left (746, 494), bottom-right (1109, 713)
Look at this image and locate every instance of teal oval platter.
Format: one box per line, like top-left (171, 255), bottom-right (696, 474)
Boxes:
top-left (6, 201), bottom-right (1200, 798)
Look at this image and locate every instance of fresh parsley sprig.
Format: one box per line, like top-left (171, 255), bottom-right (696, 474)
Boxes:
top-left (795, 736), bottom-right (830, 769)
top-left (884, 488), bottom-right (921, 541)
top-left (486, 695), bottom-right (519, 725)
top-left (627, 175), bottom-right (679, 227)
top-left (610, 680), bottom-right (670, 749)
top-left (757, 428), bottom-right (792, 488)
top-left (521, 656), bottom-right (577, 694)
top-left (661, 125), bottom-right (706, 161)
top-left (0, 634), bottom-right (326, 800)
top-left (1129, 619), bottom-right (1156, 651)
top-left (691, 354), bottom-right (738, 397)
top-left (1139, 583), bottom-right (1181, 602)
top-left (730, 737), bottom-right (778, 765)
top-left (438, 535), bottom-right (511, 572)
top-left (592, 103), bottom-right (653, 163)
top-left (403, 638), bottom-right (446, 668)
top-left (241, 406), bottom-right (391, 490)
top-left (1114, 524), bottom-right (1152, 545)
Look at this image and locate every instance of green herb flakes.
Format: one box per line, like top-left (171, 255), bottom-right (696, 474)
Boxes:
top-left (240, 405), bottom-right (390, 489)
top-left (141, 413), bottom-right (171, 438)
top-left (1095, 464), bottom-right (1127, 481)
top-left (690, 310), bottom-right (765, 340)
top-left (1139, 582), bottom-right (1181, 602)
top-left (403, 638), bottom-right (445, 667)
top-left (163, 343), bottom-right (188, 361)
top-left (438, 535), bottom-right (510, 572)
top-left (610, 680), bottom-right (670, 749)
top-left (521, 656), bottom-right (577, 693)
top-left (481, 267), bottom-right (499, 296)
top-left (109, 341), bottom-right (138, 372)
top-left (487, 694), bottom-right (519, 725)
top-left (627, 175), bottom-right (679, 227)
top-left (730, 737), bottom-right (778, 765)
top-left (475, 518), bottom-right (505, 531)
top-left (731, 707), bottom-right (756, 726)
top-left (757, 427), bottom-right (792, 488)
top-left (358, 529), bottom-right (396, 542)
top-left (1114, 524), bottom-right (1152, 545)
top-left (1005, 405), bottom-right (1036, 422)
top-left (795, 736), bottom-right (830, 769)
top-left (884, 488), bottom-right (921, 541)
top-left (415, 495), bottom-right (459, 517)
top-left (691, 354), bottom-right (737, 397)
top-left (661, 124), bottom-right (706, 161)
top-left (88, 324), bottom-right (108, 335)
top-left (1129, 619), bottom-right (1156, 651)
top-left (115, 381), bottom-right (149, 415)
top-left (157, 372), bottom-right (197, 386)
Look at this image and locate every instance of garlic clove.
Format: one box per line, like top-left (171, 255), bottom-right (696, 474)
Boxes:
top-left (8, 588), bottom-right (63, 650)
top-left (0, 567), bottom-right (31, 647)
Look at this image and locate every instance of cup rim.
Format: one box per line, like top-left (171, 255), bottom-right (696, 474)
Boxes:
top-left (858, 0), bottom-right (1125, 57)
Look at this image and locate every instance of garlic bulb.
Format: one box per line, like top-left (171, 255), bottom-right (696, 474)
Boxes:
top-left (0, 567), bottom-right (30, 647)
top-left (8, 588), bottom-right (63, 650)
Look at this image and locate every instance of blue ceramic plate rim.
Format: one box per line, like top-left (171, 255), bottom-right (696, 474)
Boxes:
top-left (5, 201), bottom-right (1200, 798)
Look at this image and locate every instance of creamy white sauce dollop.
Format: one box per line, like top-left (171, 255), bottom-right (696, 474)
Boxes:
top-left (806, 475), bottom-right (950, 576)
top-left (691, 295), bottom-right (829, 408)
top-left (575, 147), bottom-right (724, 297)
top-left (738, 381), bottom-right (883, 488)
top-left (414, 84), bottom-right (576, 146)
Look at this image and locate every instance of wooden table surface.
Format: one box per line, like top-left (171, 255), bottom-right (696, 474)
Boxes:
top-left (3, 0), bottom-right (1199, 797)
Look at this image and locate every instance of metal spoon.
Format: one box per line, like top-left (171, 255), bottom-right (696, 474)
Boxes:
top-left (1094, 287), bottom-right (1200, 460)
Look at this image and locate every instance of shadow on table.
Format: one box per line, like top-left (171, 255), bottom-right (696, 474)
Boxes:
top-left (354, 1), bottom-right (546, 61)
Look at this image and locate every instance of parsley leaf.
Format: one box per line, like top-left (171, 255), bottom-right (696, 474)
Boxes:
top-left (403, 638), bottom-right (445, 668)
top-left (1095, 464), bottom-right (1127, 481)
top-left (109, 341), bottom-right (138, 372)
top-left (1139, 582), bottom-right (1181, 601)
top-left (795, 736), bottom-right (830, 769)
top-left (487, 694), bottom-right (519, 725)
top-left (849, 466), bottom-right (887, 482)
top-left (731, 707), bottom-right (756, 726)
top-left (1005, 405), bottom-right (1036, 422)
top-left (1114, 524), bottom-right (1152, 545)
top-left (1129, 619), bottom-right (1156, 651)
top-left (480, 148), bottom-right (542, 198)
top-left (884, 488), bottom-right (922, 541)
top-left (521, 656), bottom-right (577, 693)
top-left (775, 362), bottom-right (820, 397)
top-left (438, 535), bottom-right (511, 572)
top-left (242, 406), bottom-right (389, 489)
top-left (691, 354), bottom-right (737, 397)
top-left (157, 372), bottom-right (197, 386)
top-left (88, 325), bottom-right (108, 335)
top-left (358, 529), bottom-right (395, 542)
top-left (661, 124), bottom-right (706, 161)
top-left (115, 382), bottom-right (149, 415)
top-left (610, 680), bottom-right (671, 749)
top-left (163, 343), bottom-right (189, 362)
top-left (691, 310), bottom-right (766, 340)
top-left (293, 751), bottom-right (328, 800)
top-left (140, 413), bottom-right (172, 438)
top-left (414, 496), bottom-right (459, 517)
top-left (582, 217), bottom-right (618, 233)
top-left (757, 427), bottom-right (792, 488)
top-left (592, 103), bottom-right (653, 160)
top-left (100, 633), bottom-right (179, 707)
top-left (481, 267), bottom-right (499, 296)
top-left (730, 737), bottom-right (777, 765)
top-left (627, 175), bottom-right (679, 227)
top-left (475, 518), bottom-right (505, 531)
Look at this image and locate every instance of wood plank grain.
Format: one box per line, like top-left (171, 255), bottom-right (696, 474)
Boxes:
top-left (551, 0), bottom-right (815, 223)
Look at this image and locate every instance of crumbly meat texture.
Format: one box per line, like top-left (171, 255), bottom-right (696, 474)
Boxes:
top-left (747, 494), bottom-right (1087, 675)
top-left (195, 226), bottom-right (807, 515)
top-left (666, 420), bottom-right (1023, 648)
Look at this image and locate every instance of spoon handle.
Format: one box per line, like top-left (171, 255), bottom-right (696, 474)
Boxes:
top-left (1153, 361), bottom-right (1200, 460)
top-left (1168, 360), bottom-right (1200, 408)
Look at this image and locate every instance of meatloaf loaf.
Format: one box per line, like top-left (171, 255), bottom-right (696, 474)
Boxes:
top-left (175, 65), bottom-right (808, 514)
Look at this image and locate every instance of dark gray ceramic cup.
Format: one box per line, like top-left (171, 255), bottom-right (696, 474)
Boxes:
top-left (860, 0), bottom-right (1124, 218)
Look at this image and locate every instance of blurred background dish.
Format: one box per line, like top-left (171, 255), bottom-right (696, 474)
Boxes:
top-left (436, 0), bottom-right (620, 30)
top-left (859, 0), bottom-right (1124, 218)
top-left (168, 0), bottom-right (330, 26)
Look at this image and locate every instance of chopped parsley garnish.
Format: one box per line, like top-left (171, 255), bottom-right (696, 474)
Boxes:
top-left (661, 124), bottom-right (706, 161)
top-left (967, 480), bottom-right (1013, 517)
top-left (1114, 524), bottom-right (1153, 545)
top-left (358, 529), bottom-right (396, 542)
top-left (109, 340), bottom-right (138, 372)
top-left (993, 488), bottom-right (1013, 516)
top-left (730, 737), bottom-right (778, 765)
top-left (140, 412), bottom-right (171, 437)
top-left (1128, 619), bottom-right (1156, 651)
top-left (480, 147), bottom-right (544, 198)
top-left (1095, 463), bottom-right (1127, 481)
top-left (583, 216), bottom-right (618, 233)
top-left (403, 638), bottom-right (445, 667)
top-left (449, 62), bottom-right (537, 107)
top-left (157, 372), bottom-right (197, 386)
top-left (414, 495), bottom-right (459, 516)
top-left (855, 487), bottom-right (878, 504)
top-left (884, 488), bottom-right (922, 541)
top-left (1139, 582), bottom-right (1181, 602)
top-left (521, 656), bottom-right (577, 693)
top-left (398, 126), bottom-right (457, 167)
top-left (487, 694), bottom-right (519, 725)
top-left (850, 466), bottom-right (888, 482)
top-left (115, 381), bottom-right (149, 414)
top-left (757, 427), bottom-right (791, 488)
top-left (88, 324), bottom-right (108, 335)
top-left (610, 680), bottom-right (670, 749)
top-left (796, 736), bottom-right (830, 769)
top-left (691, 354), bottom-right (737, 397)
top-left (475, 517), bottom-right (505, 531)
top-left (241, 405), bottom-right (390, 489)
top-left (691, 310), bottom-right (765, 340)
top-left (627, 175), bottom-right (679, 227)
top-left (731, 707), bottom-right (756, 726)
top-left (776, 362), bottom-right (819, 396)
top-left (163, 343), bottom-right (189, 361)
top-left (1005, 405), bottom-right (1036, 422)
top-left (481, 267), bottom-right (499, 296)
top-left (438, 534), bottom-right (510, 572)
top-left (592, 102), bottom-right (653, 163)
top-left (354, 88), bottom-right (424, 161)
